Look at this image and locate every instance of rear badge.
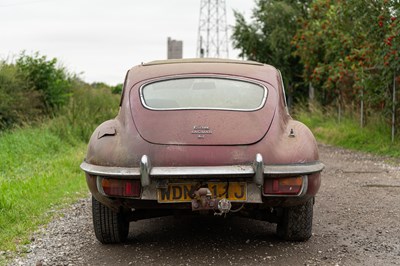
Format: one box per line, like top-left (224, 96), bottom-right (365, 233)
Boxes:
top-left (192, 126), bottom-right (212, 139)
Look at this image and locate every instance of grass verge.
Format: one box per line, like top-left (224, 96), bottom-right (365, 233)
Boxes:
top-left (0, 126), bottom-right (88, 260)
top-left (294, 104), bottom-right (400, 157)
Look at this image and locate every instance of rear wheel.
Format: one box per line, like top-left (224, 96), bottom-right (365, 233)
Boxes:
top-left (276, 197), bottom-right (314, 241)
top-left (92, 196), bottom-right (129, 244)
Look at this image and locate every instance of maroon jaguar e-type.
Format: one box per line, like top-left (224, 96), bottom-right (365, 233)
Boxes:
top-left (80, 59), bottom-right (324, 243)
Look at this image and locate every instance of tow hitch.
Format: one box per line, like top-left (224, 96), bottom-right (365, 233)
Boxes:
top-left (191, 188), bottom-right (217, 210)
top-left (191, 188), bottom-right (232, 216)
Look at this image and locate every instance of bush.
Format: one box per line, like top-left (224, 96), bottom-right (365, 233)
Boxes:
top-left (1, 51), bottom-right (120, 135)
top-left (16, 51), bottom-right (73, 113)
top-left (0, 61), bottom-right (43, 129)
top-left (49, 84), bottom-right (120, 144)
top-left (294, 103), bottom-right (400, 157)
top-left (111, 83), bottom-right (123, 94)
top-left (0, 52), bottom-right (76, 131)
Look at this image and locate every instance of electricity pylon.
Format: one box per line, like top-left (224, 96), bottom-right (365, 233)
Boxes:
top-left (197, 0), bottom-right (229, 58)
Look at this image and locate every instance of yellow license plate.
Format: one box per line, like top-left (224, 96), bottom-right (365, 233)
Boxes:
top-left (157, 182), bottom-right (247, 203)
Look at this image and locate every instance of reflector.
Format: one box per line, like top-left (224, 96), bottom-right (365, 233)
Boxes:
top-left (101, 178), bottom-right (141, 197)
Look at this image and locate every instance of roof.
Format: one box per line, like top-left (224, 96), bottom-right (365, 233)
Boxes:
top-left (142, 58), bottom-right (264, 66)
top-left (126, 58), bottom-right (280, 91)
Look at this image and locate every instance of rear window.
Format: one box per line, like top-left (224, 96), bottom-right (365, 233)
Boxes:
top-left (140, 77), bottom-right (267, 111)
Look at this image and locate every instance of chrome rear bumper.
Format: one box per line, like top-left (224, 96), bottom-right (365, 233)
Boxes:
top-left (80, 153), bottom-right (324, 187)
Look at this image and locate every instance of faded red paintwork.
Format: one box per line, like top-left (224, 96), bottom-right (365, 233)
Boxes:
top-left (84, 58), bottom-right (321, 212)
top-left (87, 60), bottom-right (316, 165)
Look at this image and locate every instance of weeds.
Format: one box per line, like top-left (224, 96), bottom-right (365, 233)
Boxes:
top-left (49, 85), bottom-right (119, 144)
top-left (294, 103), bottom-right (400, 157)
top-left (0, 127), bottom-right (87, 252)
top-left (0, 83), bottom-right (119, 253)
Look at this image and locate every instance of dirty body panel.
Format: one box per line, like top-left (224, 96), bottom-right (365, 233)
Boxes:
top-left (81, 59), bottom-right (324, 243)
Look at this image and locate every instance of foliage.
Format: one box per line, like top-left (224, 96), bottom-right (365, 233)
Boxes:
top-left (49, 85), bottom-right (120, 144)
top-left (0, 52), bottom-right (77, 130)
top-left (0, 51), bottom-right (120, 256)
top-left (111, 83), bottom-right (123, 94)
top-left (91, 82), bottom-right (110, 89)
top-left (232, 0), bottom-right (312, 96)
top-left (0, 62), bottom-right (43, 129)
top-left (233, 0), bottom-right (400, 138)
top-left (292, 0), bottom-right (400, 109)
top-left (0, 52), bottom-right (121, 132)
top-left (16, 51), bottom-right (73, 113)
top-left (295, 103), bottom-right (400, 157)
top-left (0, 78), bottom-right (119, 256)
top-left (92, 82), bottom-right (124, 95)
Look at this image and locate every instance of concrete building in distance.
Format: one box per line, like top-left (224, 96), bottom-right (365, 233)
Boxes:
top-left (167, 37), bottom-right (183, 59)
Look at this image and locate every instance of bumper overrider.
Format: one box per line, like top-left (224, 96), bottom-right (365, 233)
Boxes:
top-left (81, 154), bottom-right (324, 210)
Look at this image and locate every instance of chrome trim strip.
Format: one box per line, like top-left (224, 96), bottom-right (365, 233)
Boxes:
top-left (278, 69), bottom-right (290, 115)
top-left (301, 175), bottom-right (308, 196)
top-left (81, 161), bottom-right (324, 178)
top-left (96, 176), bottom-right (107, 196)
top-left (150, 165), bottom-right (254, 176)
top-left (263, 162), bottom-right (325, 176)
top-left (80, 161), bottom-right (140, 177)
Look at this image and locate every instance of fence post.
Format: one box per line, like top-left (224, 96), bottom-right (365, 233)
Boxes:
top-left (337, 94), bottom-right (341, 124)
top-left (392, 70), bottom-right (396, 143)
top-left (360, 88), bottom-right (364, 128)
top-left (360, 68), bottom-right (364, 128)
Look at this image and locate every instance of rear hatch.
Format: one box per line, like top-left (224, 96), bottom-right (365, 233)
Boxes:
top-left (130, 76), bottom-right (277, 146)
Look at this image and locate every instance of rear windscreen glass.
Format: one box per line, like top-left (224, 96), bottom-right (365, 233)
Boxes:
top-left (140, 77), bottom-right (267, 111)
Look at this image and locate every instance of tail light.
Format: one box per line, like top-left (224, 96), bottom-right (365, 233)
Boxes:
top-left (99, 177), bottom-right (141, 197)
top-left (263, 176), bottom-right (304, 195)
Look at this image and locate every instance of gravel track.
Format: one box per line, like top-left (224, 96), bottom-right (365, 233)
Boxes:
top-left (8, 144), bottom-right (400, 266)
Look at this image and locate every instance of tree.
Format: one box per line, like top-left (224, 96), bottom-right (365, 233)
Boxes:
top-left (111, 84), bottom-right (123, 95)
top-left (232, 0), bottom-right (312, 101)
top-left (0, 62), bottom-right (42, 129)
top-left (16, 52), bottom-right (72, 113)
top-left (293, 0), bottom-right (399, 111)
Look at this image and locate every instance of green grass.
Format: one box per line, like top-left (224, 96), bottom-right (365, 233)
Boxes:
top-left (294, 104), bottom-right (400, 157)
top-left (0, 85), bottom-right (119, 265)
top-left (0, 55), bottom-right (120, 265)
top-left (0, 126), bottom-right (88, 256)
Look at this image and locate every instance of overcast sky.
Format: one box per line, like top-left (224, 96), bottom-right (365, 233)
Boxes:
top-left (0, 0), bottom-right (255, 85)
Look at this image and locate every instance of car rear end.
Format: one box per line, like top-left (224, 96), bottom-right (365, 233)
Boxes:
top-left (81, 59), bottom-right (324, 243)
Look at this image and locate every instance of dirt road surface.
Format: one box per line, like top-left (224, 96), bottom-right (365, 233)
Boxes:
top-left (10, 144), bottom-right (400, 265)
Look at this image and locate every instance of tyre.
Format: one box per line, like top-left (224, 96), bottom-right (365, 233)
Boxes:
top-left (92, 196), bottom-right (129, 244)
top-left (276, 197), bottom-right (314, 241)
